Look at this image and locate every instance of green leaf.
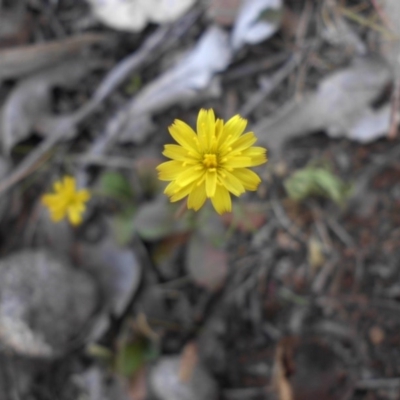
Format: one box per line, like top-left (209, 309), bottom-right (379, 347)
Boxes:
top-left (284, 165), bottom-right (352, 206)
top-left (115, 340), bottom-right (147, 377)
top-left (99, 171), bottom-right (134, 202)
top-left (115, 339), bottom-right (159, 377)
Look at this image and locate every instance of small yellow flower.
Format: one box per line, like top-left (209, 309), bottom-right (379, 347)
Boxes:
top-left (157, 109), bottom-right (267, 214)
top-left (41, 176), bottom-right (90, 226)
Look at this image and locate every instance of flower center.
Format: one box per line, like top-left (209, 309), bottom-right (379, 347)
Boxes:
top-left (203, 153), bottom-right (218, 169)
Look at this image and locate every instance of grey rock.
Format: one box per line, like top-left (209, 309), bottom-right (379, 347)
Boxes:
top-left (0, 250), bottom-right (98, 358)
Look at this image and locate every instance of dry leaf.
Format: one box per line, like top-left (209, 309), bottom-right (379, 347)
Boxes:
top-left (0, 33), bottom-right (108, 80)
top-left (307, 237), bottom-right (325, 272)
top-left (1, 59), bottom-right (102, 154)
top-left (87, 0), bottom-right (196, 32)
top-left (207, 0), bottom-right (242, 27)
top-left (232, 0), bottom-right (283, 50)
top-left (178, 342), bottom-right (198, 382)
top-left (77, 234), bottom-right (142, 318)
top-left (114, 27), bottom-right (232, 143)
top-left (185, 217), bottom-right (229, 291)
top-left (149, 355), bottom-right (218, 400)
top-left (255, 56), bottom-right (392, 152)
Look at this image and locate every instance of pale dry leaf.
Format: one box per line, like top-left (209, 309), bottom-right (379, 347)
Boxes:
top-left (254, 56), bottom-right (392, 152)
top-left (232, 0), bottom-right (283, 50)
top-left (133, 197), bottom-right (191, 240)
top-left (76, 367), bottom-right (131, 400)
top-left (129, 26), bottom-right (231, 114)
top-left (77, 234), bottom-right (142, 318)
top-left (1, 59), bottom-right (101, 154)
top-left (0, 33), bottom-right (108, 80)
top-left (116, 26), bottom-right (231, 142)
top-left (149, 355), bottom-right (218, 400)
top-left (87, 0), bottom-right (196, 32)
top-left (178, 342), bottom-right (198, 382)
top-left (185, 230), bottom-right (228, 292)
top-left (207, 0), bottom-right (242, 27)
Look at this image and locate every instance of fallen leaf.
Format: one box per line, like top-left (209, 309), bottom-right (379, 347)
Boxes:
top-left (77, 234), bottom-right (142, 318)
top-left (231, 0), bottom-right (283, 50)
top-left (152, 233), bottom-right (190, 280)
top-left (221, 202), bottom-right (266, 232)
top-left (87, 0), bottom-right (195, 32)
top-left (284, 165), bottom-right (352, 206)
top-left (254, 56), bottom-right (392, 152)
top-left (76, 366), bottom-right (132, 400)
top-left (99, 171), bottom-right (135, 203)
top-left (133, 197), bottom-right (191, 241)
top-left (149, 354), bottom-right (218, 400)
top-left (129, 366), bottom-right (148, 400)
top-left (115, 338), bottom-right (153, 377)
top-left (307, 236), bottom-right (325, 271)
top-left (1, 58), bottom-right (102, 154)
top-left (207, 0), bottom-right (242, 27)
top-left (347, 104), bottom-right (391, 142)
top-left (115, 27), bottom-right (232, 142)
top-left (185, 229), bottom-right (228, 292)
top-left (0, 33), bottom-right (108, 80)
top-left (179, 342), bottom-right (198, 382)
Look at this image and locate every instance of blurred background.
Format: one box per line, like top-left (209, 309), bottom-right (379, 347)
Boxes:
top-left (0, 0), bottom-right (400, 399)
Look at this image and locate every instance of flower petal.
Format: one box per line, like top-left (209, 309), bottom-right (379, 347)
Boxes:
top-left (187, 181), bottom-right (207, 211)
top-left (217, 115), bottom-right (247, 146)
top-left (63, 176), bottom-right (76, 193)
top-left (234, 168), bottom-right (261, 191)
top-left (241, 146), bottom-right (268, 166)
top-left (157, 160), bottom-right (183, 181)
top-left (219, 170), bottom-right (245, 196)
top-left (196, 108), bottom-right (209, 149)
top-left (68, 207), bottom-right (82, 225)
top-left (162, 144), bottom-right (187, 160)
top-left (211, 185), bottom-right (231, 214)
top-left (196, 109), bottom-right (216, 150)
top-left (170, 183), bottom-right (194, 202)
top-left (206, 169), bottom-right (217, 197)
top-left (169, 120), bottom-right (199, 153)
top-left (222, 156), bottom-right (252, 169)
top-left (164, 181), bottom-right (181, 196)
top-left (176, 166), bottom-right (205, 187)
top-left (76, 189), bottom-right (91, 202)
top-left (230, 132), bottom-right (257, 152)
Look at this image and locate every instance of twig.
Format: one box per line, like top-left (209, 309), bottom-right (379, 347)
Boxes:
top-left (337, 5), bottom-right (395, 38)
top-left (370, 0), bottom-right (395, 31)
top-left (0, 10), bottom-right (200, 195)
top-left (239, 53), bottom-right (304, 117)
top-left (356, 378), bottom-right (400, 390)
top-left (270, 190), bottom-right (307, 244)
top-left (388, 73), bottom-right (400, 139)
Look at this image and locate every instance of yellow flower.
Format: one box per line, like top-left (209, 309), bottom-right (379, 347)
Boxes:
top-left (157, 109), bottom-right (267, 214)
top-left (41, 176), bottom-right (90, 226)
